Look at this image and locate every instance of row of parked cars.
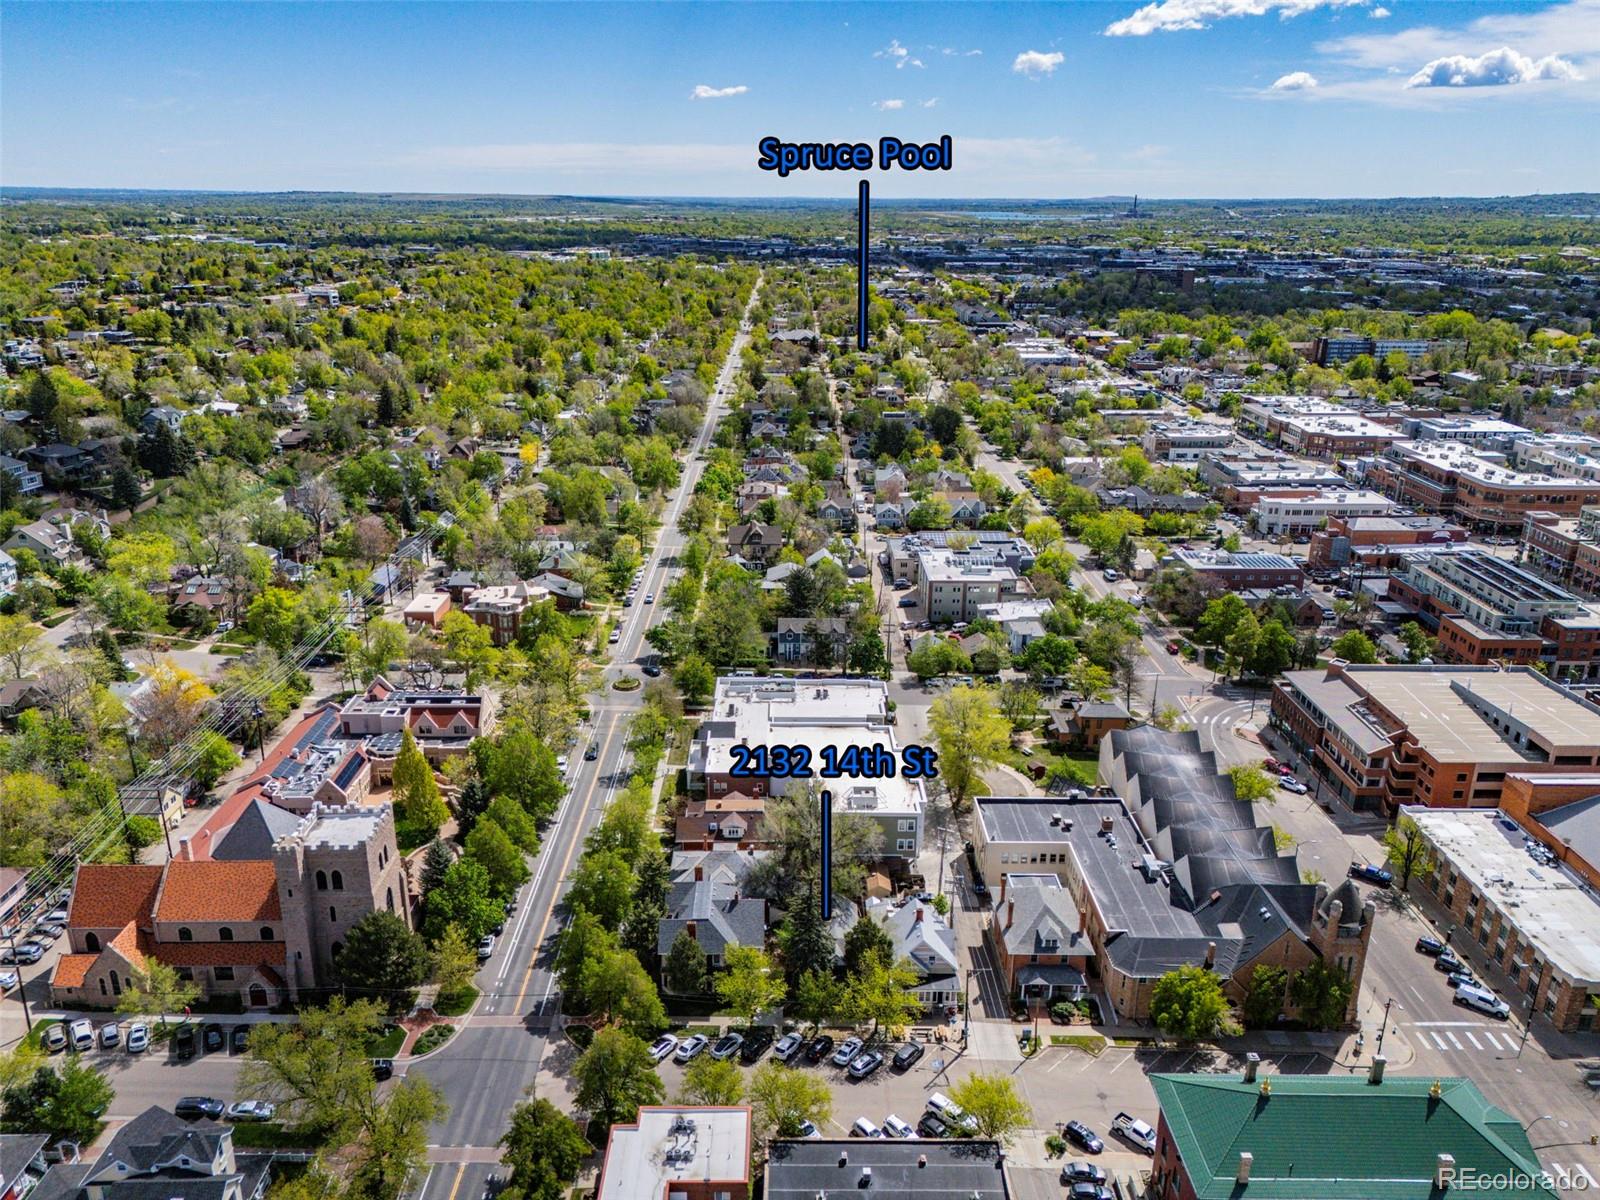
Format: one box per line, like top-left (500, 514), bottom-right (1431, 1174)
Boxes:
top-left (1415, 935), bottom-right (1512, 1019)
top-left (1, 900), bottom-right (71, 966)
top-left (848, 1091), bottom-right (978, 1141)
top-left (649, 1028), bottom-right (929, 1081)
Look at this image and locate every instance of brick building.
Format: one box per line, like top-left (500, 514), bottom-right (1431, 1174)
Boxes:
top-left (1306, 513), bottom-right (1467, 571)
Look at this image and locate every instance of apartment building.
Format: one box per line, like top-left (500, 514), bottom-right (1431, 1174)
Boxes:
top-left (1519, 508), bottom-right (1600, 596)
top-left (1307, 514), bottom-right (1467, 570)
top-left (1400, 414), bottom-right (1530, 451)
top-left (1251, 489), bottom-right (1394, 536)
top-left (687, 677), bottom-right (923, 859)
top-left (1385, 547), bottom-right (1600, 674)
top-left (1312, 334), bottom-right (1434, 366)
top-left (1161, 548), bottom-right (1305, 590)
top-left (881, 530), bottom-right (1036, 587)
top-left (1270, 663), bottom-right (1600, 814)
top-left (972, 729), bottom-right (1372, 1024)
top-left (1370, 441), bottom-right (1600, 531)
top-left (916, 546), bottom-right (1027, 623)
top-left (1405, 806), bottom-right (1599, 1033)
top-left (1236, 396), bottom-right (1406, 460)
top-left (337, 675), bottom-right (488, 760)
top-left (1199, 456), bottom-right (1349, 512)
top-left (1511, 432), bottom-right (1600, 483)
top-left (1141, 421), bottom-right (1234, 463)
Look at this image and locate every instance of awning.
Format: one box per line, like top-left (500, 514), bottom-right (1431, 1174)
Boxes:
top-left (1018, 965), bottom-right (1086, 990)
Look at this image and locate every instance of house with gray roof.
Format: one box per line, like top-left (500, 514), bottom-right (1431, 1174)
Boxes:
top-left (861, 896), bottom-right (960, 1011)
top-left (27, 1106), bottom-right (270, 1200)
top-left (657, 849), bottom-right (769, 976)
top-left (988, 875), bottom-right (1093, 1004)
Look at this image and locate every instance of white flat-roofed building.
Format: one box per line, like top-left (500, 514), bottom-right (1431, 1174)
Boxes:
top-left (1403, 805), bottom-right (1600, 1033)
top-left (688, 677), bottom-right (923, 858)
top-left (596, 1107), bottom-right (751, 1200)
top-left (915, 546), bottom-right (1026, 623)
top-left (1402, 414), bottom-right (1531, 451)
top-left (1253, 489), bottom-right (1396, 536)
top-left (1141, 420), bottom-right (1234, 463)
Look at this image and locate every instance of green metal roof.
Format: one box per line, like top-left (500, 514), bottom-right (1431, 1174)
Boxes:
top-left (1150, 1074), bottom-right (1557, 1199)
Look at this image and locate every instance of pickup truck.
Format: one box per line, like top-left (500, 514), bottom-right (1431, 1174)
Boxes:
top-left (1112, 1112), bottom-right (1157, 1154)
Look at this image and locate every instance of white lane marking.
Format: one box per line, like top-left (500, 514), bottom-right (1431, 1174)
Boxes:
top-left (1465, 1031), bottom-right (1482, 1049)
top-left (1432, 1032), bottom-right (1449, 1050)
top-left (1571, 1164), bottom-right (1598, 1189)
top-left (1446, 1031), bottom-right (1463, 1050)
top-left (1483, 1031), bottom-right (1504, 1050)
top-left (1107, 1053), bottom-right (1134, 1075)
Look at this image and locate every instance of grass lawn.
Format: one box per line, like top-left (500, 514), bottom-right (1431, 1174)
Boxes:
top-left (433, 986), bottom-right (478, 1018)
top-left (1050, 1033), bottom-right (1107, 1055)
top-left (41, 610), bottom-right (75, 629)
top-left (230, 1123), bottom-right (324, 1150)
top-left (1003, 743), bottom-right (1098, 788)
top-left (368, 1025), bottom-right (406, 1057)
top-left (412, 1024), bottom-right (455, 1056)
top-left (210, 645), bottom-right (248, 656)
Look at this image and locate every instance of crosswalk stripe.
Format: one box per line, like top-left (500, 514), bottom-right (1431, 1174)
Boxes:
top-left (1447, 1032), bottom-right (1464, 1049)
top-left (1465, 1032), bottom-right (1482, 1049)
top-left (1432, 1033), bottom-right (1449, 1050)
top-left (1484, 1031), bottom-right (1504, 1050)
top-left (1573, 1164), bottom-right (1598, 1188)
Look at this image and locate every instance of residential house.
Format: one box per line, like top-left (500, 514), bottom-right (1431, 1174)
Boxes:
top-left (0, 1134), bottom-right (48, 1200)
top-left (656, 849), bottom-right (769, 975)
top-left (815, 485), bottom-right (853, 528)
top-left (20, 444), bottom-right (93, 483)
top-left (338, 675), bottom-right (488, 761)
top-left (0, 551), bottom-right (15, 598)
top-left (860, 896), bottom-right (959, 1011)
top-left (674, 794), bottom-right (767, 851)
top-left (1048, 700), bottom-right (1133, 750)
top-left (401, 591), bottom-right (451, 630)
top-left (872, 501), bottom-right (906, 529)
top-left (988, 875), bottom-right (1093, 1005)
top-left (725, 523), bottom-right (785, 567)
top-left (139, 405), bottom-right (186, 435)
top-left (0, 455), bottom-right (43, 496)
top-left (463, 580), bottom-right (552, 645)
top-left (528, 571), bottom-right (584, 610)
top-left (772, 617), bottom-right (851, 665)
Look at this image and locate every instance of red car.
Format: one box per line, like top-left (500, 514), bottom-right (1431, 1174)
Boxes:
top-left (1262, 758), bottom-right (1281, 773)
top-left (1165, 641), bottom-right (1181, 655)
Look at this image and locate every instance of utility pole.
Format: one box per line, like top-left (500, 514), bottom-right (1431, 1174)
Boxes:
top-left (3, 926), bottom-right (34, 1032)
top-left (1374, 996), bottom-right (1397, 1056)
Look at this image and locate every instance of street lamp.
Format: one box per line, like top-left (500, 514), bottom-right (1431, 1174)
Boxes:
top-left (252, 704), bottom-right (266, 764)
top-left (1374, 997), bottom-right (1400, 1057)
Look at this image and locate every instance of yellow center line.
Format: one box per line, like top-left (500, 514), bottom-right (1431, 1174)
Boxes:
top-left (513, 717), bottom-right (621, 1012)
top-left (444, 1162), bottom-right (465, 1200)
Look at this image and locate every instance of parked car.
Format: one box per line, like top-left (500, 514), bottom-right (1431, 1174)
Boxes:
top-left (126, 1024), bottom-right (149, 1054)
top-left (99, 1023), bottom-right (121, 1049)
top-left (796, 1119), bottom-right (821, 1139)
top-left (174, 1096), bottom-right (226, 1121)
top-left (371, 1059), bottom-right (394, 1081)
top-left (30, 923), bottom-right (62, 941)
top-left (649, 1034), bottom-right (679, 1063)
top-left (68, 1019), bottom-right (95, 1052)
top-left (1262, 758), bottom-right (1282, 772)
top-left (916, 1113), bottom-right (950, 1138)
top-left (1063, 1120), bottom-right (1104, 1154)
top-left (1101, 569), bottom-right (1120, 582)
top-left (1062, 1162), bottom-right (1108, 1186)
top-left (641, 663), bottom-right (662, 677)
top-left (1112, 1112), bottom-right (1157, 1154)
top-left (1446, 969), bottom-right (1478, 990)
top-left (607, 627), bottom-right (621, 644)
top-left (1435, 949), bottom-right (1464, 973)
top-left (173, 1024), bottom-right (196, 1060)
top-left (774, 1032), bottom-right (805, 1062)
top-left (232, 1026), bottom-right (251, 1054)
top-left (226, 1101), bottom-right (276, 1123)
top-left (1348, 863), bottom-right (1394, 888)
top-left (851, 1117), bottom-right (883, 1139)
top-left (1455, 984), bottom-right (1511, 1020)
top-left (847, 1050), bottom-right (884, 1079)
top-left (710, 1033), bottom-right (744, 1061)
top-left (476, 934), bottom-right (495, 962)
top-left (1166, 641), bottom-right (1181, 655)
top-left (926, 1092), bottom-right (977, 1134)
top-left (202, 1024), bottom-right (225, 1054)
top-left (43, 1025), bottom-right (68, 1054)
top-left (0, 970), bottom-right (17, 992)
top-left (881, 1113), bottom-right (916, 1138)
top-left (1068, 1185), bottom-right (1114, 1200)
top-left (1277, 777), bottom-right (1309, 795)
top-left (831, 1037), bottom-right (864, 1067)
top-left (891, 1041), bottom-right (925, 1071)
top-left (893, 578), bottom-right (910, 589)
top-left (674, 1034), bottom-right (709, 1063)
top-left (898, 596), bottom-right (916, 608)
top-left (1415, 936), bottom-right (1446, 957)
top-left (3, 942), bottom-right (43, 965)
top-left (804, 1034), bottom-right (835, 1063)
top-left (740, 1027), bottom-right (775, 1063)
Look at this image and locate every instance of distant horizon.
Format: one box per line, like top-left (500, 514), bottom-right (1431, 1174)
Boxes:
top-left (7, 185), bottom-right (1600, 207)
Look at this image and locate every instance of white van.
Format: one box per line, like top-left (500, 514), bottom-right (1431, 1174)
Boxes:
top-left (926, 1092), bottom-right (976, 1133)
top-left (68, 1019), bottom-right (95, 1052)
top-left (1454, 984), bottom-right (1510, 1020)
top-left (851, 1117), bottom-right (883, 1138)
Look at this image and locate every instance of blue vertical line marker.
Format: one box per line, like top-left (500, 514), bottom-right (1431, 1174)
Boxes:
top-left (857, 181), bottom-right (870, 351)
top-left (820, 788), bottom-right (833, 918)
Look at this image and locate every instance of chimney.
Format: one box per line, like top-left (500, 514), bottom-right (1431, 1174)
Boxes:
top-left (1436, 1153), bottom-right (1456, 1190)
top-left (1006, 899), bottom-right (1015, 929)
top-left (1368, 1055), bottom-right (1387, 1085)
top-left (999, 875), bottom-right (1007, 905)
top-left (176, 837), bottom-right (192, 863)
top-left (694, 866), bottom-right (704, 881)
top-left (1100, 815), bottom-right (1114, 833)
top-left (685, 921), bottom-right (697, 941)
top-left (1243, 1052), bottom-right (1260, 1083)
top-left (1205, 941), bottom-right (1217, 969)
top-left (1236, 1152), bottom-right (1253, 1186)
top-left (1078, 906), bottom-right (1088, 935)
top-left (914, 908), bottom-right (924, 923)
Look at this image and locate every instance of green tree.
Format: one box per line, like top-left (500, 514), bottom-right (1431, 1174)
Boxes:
top-left (842, 916), bottom-right (894, 978)
top-left (792, 970), bottom-right (844, 1030)
top-left (347, 1076), bottom-right (446, 1200)
top-left (0, 1059), bottom-right (113, 1144)
top-left (392, 728), bottom-right (448, 844)
top-left (929, 686), bottom-right (1010, 812)
top-left (567, 848), bottom-right (635, 931)
top-left (747, 1059), bottom-right (832, 1140)
top-left (464, 817), bottom-right (531, 902)
top-left (842, 949), bottom-right (922, 1037)
top-left (672, 654), bottom-right (715, 705)
top-left (1290, 959), bottom-right (1355, 1030)
top-left (1249, 619), bottom-right (1298, 678)
top-left (582, 946), bottom-right (667, 1035)
top-left (498, 1098), bottom-right (591, 1200)
top-left (419, 839), bottom-right (455, 896)
top-left (663, 928), bottom-right (709, 996)
top-left (1227, 764), bottom-right (1277, 804)
top-left (1196, 593), bottom-right (1250, 647)
top-left (239, 997), bottom-right (384, 1139)
top-left (947, 1074), bottom-right (1033, 1144)
top-left (573, 1028), bottom-right (664, 1129)
top-left (906, 638), bottom-right (969, 681)
top-left (1397, 621), bottom-right (1434, 663)
top-left (1330, 630), bottom-right (1378, 664)
top-left (1240, 964), bottom-right (1288, 1029)
top-left (423, 859), bottom-right (503, 944)
top-left (677, 1055), bottom-right (744, 1106)
top-left (432, 924), bottom-right (479, 999)
top-left (714, 945), bottom-right (786, 1027)
top-left (778, 890), bottom-right (835, 986)
top-left (1383, 814), bottom-right (1435, 890)
top-left (1224, 611), bottom-right (1261, 682)
top-left (335, 911), bottom-right (433, 1016)
top-left (192, 730), bottom-right (242, 789)
top-left (115, 960), bottom-right (200, 1029)
top-left (485, 794), bottom-right (541, 855)
top-left (1150, 965), bottom-right (1230, 1039)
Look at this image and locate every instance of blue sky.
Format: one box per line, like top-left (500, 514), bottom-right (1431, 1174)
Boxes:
top-left (3, 0), bottom-right (1598, 198)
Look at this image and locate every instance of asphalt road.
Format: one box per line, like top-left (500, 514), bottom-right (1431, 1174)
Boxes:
top-left (404, 275), bottom-right (765, 1196)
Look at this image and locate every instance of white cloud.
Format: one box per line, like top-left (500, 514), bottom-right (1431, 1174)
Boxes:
top-left (689, 84), bottom-right (748, 100)
top-left (921, 97), bottom-right (940, 107)
top-left (1321, 0), bottom-right (1600, 70)
top-left (1012, 50), bottom-right (1065, 76)
top-left (875, 98), bottom-right (906, 110)
top-left (1271, 70), bottom-right (1321, 89)
top-left (941, 46), bottom-right (984, 56)
top-left (1406, 45), bottom-right (1583, 87)
top-left (1370, 6), bottom-right (1390, 17)
top-left (1105, 0), bottom-right (1366, 37)
top-left (875, 38), bottom-right (924, 68)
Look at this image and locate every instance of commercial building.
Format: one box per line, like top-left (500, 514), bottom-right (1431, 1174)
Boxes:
top-left (1201, 457), bottom-right (1351, 513)
top-left (688, 677), bottom-right (923, 858)
top-left (1522, 507), bottom-right (1600, 596)
top-left (1499, 772), bottom-right (1600, 892)
top-left (881, 531), bottom-right (1035, 586)
top-left (1161, 549), bottom-right (1304, 591)
top-left (1148, 1071), bottom-right (1556, 1200)
top-left (914, 546), bottom-right (1026, 623)
top-left (1312, 334), bottom-right (1435, 365)
top-left (1384, 548), bottom-right (1600, 675)
top-left (1370, 441), bottom-right (1600, 531)
top-left (1404, 806), bottom-right (1600, 1034)
top-left (972, 728), bottom-right (1372, 1023)
top-left (1251, 489), bottom-right (1394, 537)
top-left (1307, 514), bottom-right (1468, 571)
top-left (1511, 433), bottom-right (1600, 484)
top-left (1236, 396), bottom-right (1406, 460)
top-left (1271, 663), bottom-right (1600, 814)
top-left (767, 1140), bottom-right (1011, 1200)
top-left (1400, 414), bottom-right (1530, 451)
top-left (595, 1107), bottom-right (751, 1200)
top-left (1142, 421), bottom-right (1234, 463)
